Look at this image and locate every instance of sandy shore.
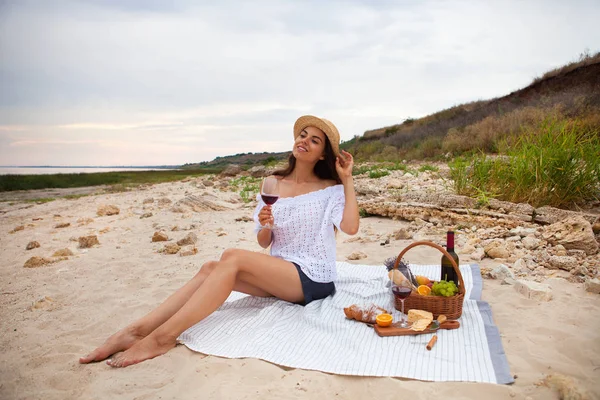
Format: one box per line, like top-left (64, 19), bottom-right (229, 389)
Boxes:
top-left (1, 180), bottom-right (598, 399)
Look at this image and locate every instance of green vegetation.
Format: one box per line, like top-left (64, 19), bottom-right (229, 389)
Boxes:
top-left (368, 169), bottom-right (389, 179)
top-left (0, 169), bottom-right (215, 192)
top-left (449, 118), bottom-right (600, 208)
top-left (353, 162), bottom-right (416, 178)
top-left (25, 197), bottom-right (56, 204)
top-left (359, 208), bottom-right (372, 218)
top-left (419, 164), bottom-right (439, 173)
top-left (229, 176), bottom-right (261, 203)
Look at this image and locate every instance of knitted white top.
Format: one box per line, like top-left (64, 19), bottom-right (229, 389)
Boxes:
top-left (253, 184), bottom-right (345, 283)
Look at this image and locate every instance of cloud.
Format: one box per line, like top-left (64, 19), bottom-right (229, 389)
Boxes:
top-left (0, 0), bottom-right (599, 165)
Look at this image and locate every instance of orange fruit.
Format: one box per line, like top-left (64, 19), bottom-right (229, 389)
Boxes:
top-left (417, 285), bottom-right (432, 296)
top-left (415, 275), bottom-right (431, 286)
top-left (376, 313), bottom-right (393, 327)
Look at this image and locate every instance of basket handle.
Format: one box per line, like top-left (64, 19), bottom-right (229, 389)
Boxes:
top-left (393, 241), bottom-right (466, 295)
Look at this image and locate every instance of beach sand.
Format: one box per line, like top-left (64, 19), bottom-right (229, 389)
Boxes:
top-left (1, 180), bottom-right (598, 399)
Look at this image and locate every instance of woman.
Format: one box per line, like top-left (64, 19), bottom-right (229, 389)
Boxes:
top-left (79, 115), bottom-right (359, 368)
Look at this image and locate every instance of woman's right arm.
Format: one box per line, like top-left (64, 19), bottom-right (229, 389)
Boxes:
top-left (256, 205), bottom-right (274, 248)
top-left (257, 226), bottom-right (273, 249)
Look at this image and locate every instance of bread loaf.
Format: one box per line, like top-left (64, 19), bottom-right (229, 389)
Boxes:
top-left (344, 304), bottom-right (389, 324)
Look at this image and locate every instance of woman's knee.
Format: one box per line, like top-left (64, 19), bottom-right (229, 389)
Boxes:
top-left (195, 260), bottom-right (218, 279)
top-left (220, 248), bottom-right (243, 263)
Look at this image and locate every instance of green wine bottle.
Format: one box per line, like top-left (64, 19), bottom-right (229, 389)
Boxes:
top-left (441, 230), bottom-right (459, 284)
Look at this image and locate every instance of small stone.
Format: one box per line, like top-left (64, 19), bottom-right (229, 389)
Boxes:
top-left (501, 278), bottom-right (516, 285)
top-left (545, 255), bottom-right (577, 271)
top-left (143, 197), bottom-right (154, 204)
top-left (509, 227), bottom-right (536, 237)
top-left (570, 265), bottom-right (589, 277)
top-left (179, 247), bottom-right (198, 257)
top-left (484, 242), bottom-right (510, 259)
top-left (140, 212), bottom-right (153, 219)
top-left (177, 232), bottom-right (198, 246)
top-left (30, 296), bottom-right (55, 311)
top-left (584, 278), bottom-right (600, 294)
top-left (470, 247), bottom-right (485, 261)
top-left (157, 198), bottom-right (172, 207)
top-left (78, 235), bottom-right (100, 248)
top-left (486, 264), bottom-right (515, 280)
top-left (461, 244), bottom-right (476, 254)
top-left (235, 216), bottom-right (253, 222)
top-left (248, 165), bottom-right (268, 178)
top-left (10, 225), bottom-right (25, 233)
top-left (26, 241), bottom-right (40, 250)
top-left (161, 243), bottom-right (181, 254)
top-left (522, 236), bottom-right (541, 250)
top-left (77, 217), bottom-right (94, 225)
top-left (96, 204), bottom-right (120, 216)
top-left (347, 251), bottom-right (367, 260)
top-left (54, 222), bottom-right (71, 229)
top-left (553, 245), bottom-right (568, 256)
top-left (220, 164), bottom-right (242, 177)
top-left (393, 229), bottom-right (412, 240)
top-left (52, 248), bottom-right (74, 257)
top-left (24, 256), bottom-right (53, 268)
top-left (505, 235), bottom-right (521, 242)
top-left (152, 231), bottom-right (169, 242)
top-left (513, 280), bottom-right (553, 302)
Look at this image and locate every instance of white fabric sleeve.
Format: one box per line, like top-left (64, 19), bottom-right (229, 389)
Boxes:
top-left (330, 187), bottom-right (345, 230)
top-left (253, 194), bottom-right (265, 234)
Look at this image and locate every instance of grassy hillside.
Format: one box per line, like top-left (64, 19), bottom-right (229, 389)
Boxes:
top-left (182, 151), bottom-right (290, 170)
top-left (344, 51), bottom-right (600, 162)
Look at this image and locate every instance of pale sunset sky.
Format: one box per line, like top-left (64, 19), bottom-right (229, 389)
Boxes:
top-left (1, 0), bottom-right (599, 166)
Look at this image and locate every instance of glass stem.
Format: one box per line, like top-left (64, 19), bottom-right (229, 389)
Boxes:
top-left (401, 300), bottom-right (405, 324)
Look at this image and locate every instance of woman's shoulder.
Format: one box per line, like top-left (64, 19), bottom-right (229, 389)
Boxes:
top-left (320, 179), bottom-right (339, 190)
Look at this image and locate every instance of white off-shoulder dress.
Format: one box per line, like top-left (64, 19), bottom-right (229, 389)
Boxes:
top-left (253, 184), bottom-right (345, 283)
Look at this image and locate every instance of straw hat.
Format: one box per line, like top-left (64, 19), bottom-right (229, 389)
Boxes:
top-left (293, 115), bottom-right (340, 157)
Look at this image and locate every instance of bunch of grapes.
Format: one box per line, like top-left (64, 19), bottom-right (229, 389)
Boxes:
top-left (432, 280), bottom-right (458, 297)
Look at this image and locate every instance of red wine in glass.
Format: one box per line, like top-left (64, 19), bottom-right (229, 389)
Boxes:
top-left (261, 194), bottom-right (279, 205)
top-left (392, 282), bottom-right (412, 328)
top-left (392, 286), bottom-right (412, 299)
top-left (260, 176), bottom-right (279, 229)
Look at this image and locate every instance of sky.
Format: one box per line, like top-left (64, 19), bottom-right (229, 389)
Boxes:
top-left (1, 0), bottom-right (599, 166)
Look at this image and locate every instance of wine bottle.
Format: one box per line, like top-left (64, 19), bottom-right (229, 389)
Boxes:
top-left (441, 230), bottom-right (459, 284)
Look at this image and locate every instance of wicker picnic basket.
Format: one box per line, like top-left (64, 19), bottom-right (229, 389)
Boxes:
top-left (391, 241), bottom-right (465, 320)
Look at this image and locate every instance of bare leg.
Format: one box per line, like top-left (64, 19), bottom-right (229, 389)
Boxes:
top-left (107, 249), bottom-right (303, 367)
top-left (80, 258), bottom-right (273, 364)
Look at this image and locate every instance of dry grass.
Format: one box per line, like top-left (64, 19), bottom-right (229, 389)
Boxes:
top-left (534, 50), bottom-right (600, 84)
top-left (348, 51), bottom-right (600, 162)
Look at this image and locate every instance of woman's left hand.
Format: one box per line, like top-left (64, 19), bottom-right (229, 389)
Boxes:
top-left (335, 150), bottom-right (354, 182)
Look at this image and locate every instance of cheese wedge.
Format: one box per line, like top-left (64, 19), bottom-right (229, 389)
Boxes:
top-left (407, 309), bottom-right (433, 323)
top-left (411, 319), bottom-right (431, 332)
top-left (408, 309), bottom-right (434, 332)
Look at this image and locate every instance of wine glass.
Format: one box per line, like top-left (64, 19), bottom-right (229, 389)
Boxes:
top-left (391, 278), bottom-right (413, 328)
top-left (260, 176), bottom-right (279, 229)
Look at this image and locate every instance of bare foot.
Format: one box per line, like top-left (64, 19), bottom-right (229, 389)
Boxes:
top-left (107, 333), bottom-right (176, 368)
top-left (79, 327), bottom-right (145, 364)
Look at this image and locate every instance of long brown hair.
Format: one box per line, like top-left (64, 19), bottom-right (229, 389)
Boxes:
top-left (273, 135), bottom-right (341, 183)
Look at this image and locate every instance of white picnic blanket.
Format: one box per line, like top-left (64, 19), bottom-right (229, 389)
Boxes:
top-left (178, 263), bottom-right (513, 384)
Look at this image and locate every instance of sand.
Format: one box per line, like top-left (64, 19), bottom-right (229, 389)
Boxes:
top-left (1, 180), bottom-right (598, 400)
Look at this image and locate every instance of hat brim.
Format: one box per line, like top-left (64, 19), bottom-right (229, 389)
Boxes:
top-left (293, 115), bottom-right (340, 157)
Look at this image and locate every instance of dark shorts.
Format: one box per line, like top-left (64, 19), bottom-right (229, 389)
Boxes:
top-left (293, 263), bottom-right (336, 305)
